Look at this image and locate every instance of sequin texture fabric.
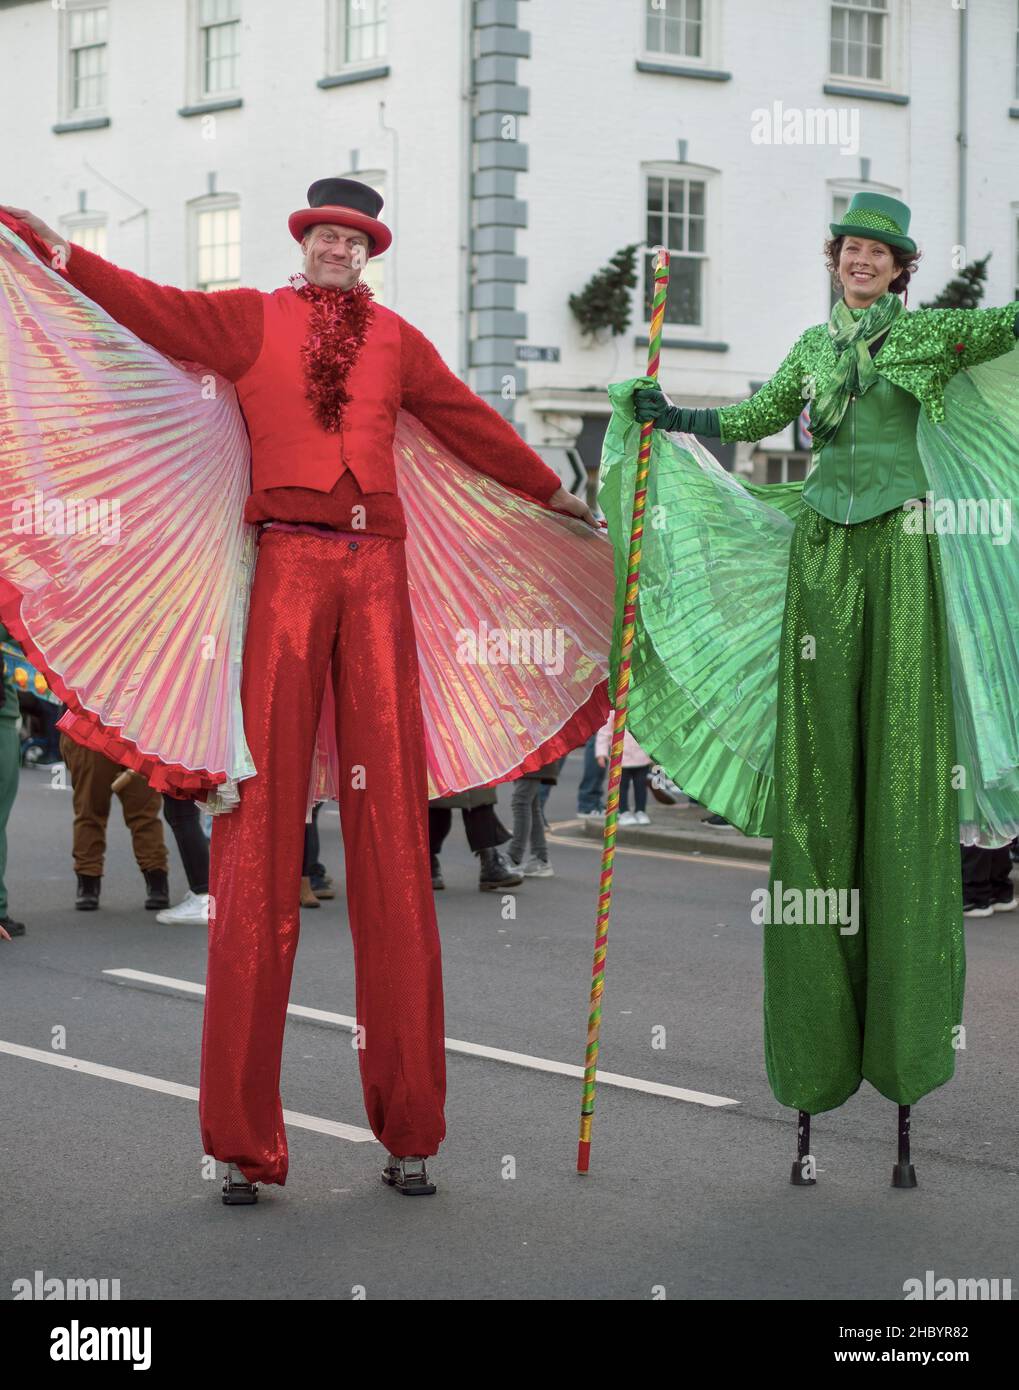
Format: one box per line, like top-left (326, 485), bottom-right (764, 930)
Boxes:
top-left (717, 300), bottom-right (1019, 444)
top-left (200, 530), bottom-right (447, 1183)
top-left (763, 507), bottom-right (965, 1112)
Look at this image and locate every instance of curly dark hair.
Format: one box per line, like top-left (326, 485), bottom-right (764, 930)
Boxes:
top-left (824, 234), bottom-right (921, 297)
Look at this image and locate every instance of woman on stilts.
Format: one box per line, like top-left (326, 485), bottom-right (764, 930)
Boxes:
top-left (617, 192), bottom-right (1019, 1186)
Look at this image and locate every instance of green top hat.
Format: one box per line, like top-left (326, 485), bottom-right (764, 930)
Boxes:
top-left (829, 191), bottom-right (916, 255)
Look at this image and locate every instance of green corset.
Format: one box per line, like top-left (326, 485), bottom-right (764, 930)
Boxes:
top-left (801, 373), bottom-right (928, 526)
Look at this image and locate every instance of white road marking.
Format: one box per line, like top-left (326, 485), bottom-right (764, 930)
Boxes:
top-left (0, 1039), bottom-right (377, 1142)
top-left (103, 969), bottom-right (739, 1108)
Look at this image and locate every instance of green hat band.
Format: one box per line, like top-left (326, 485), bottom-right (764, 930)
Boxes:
top-left (839, 208), bottom-right (904, 236)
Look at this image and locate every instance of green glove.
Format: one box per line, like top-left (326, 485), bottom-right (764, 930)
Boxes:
top-left (631, 384), bottom-right (722, 438)
top-left (633, 385), bottom-right (685, 432)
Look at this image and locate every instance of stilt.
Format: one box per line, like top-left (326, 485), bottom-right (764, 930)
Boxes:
top-left (381, 1154), bottom-right (437, 1196)
top-left (221, 1162), bottom-right (258, 1205)
top-left (789, 1109), bottom-right (816, 1186)
top-left (891, 1103), bottom-right (918, 1188)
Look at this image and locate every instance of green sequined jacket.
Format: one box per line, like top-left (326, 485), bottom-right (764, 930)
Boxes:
top-left (716, 302), bottom-right (1019, 444)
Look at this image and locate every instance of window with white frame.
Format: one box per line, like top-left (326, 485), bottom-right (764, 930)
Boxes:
top-left (829, 192), bottom-right (850, 307)
top-left (354, 173), bottom-right (386, 302)
top-left (60, 217), bottom-right (108, 258)
top-left (64, 4), bottom-right (108, 115)
top-left (830, 0), bottom-right (888, 83)
top-left (198, 0), bottom-right (240, 98)
top-left (644, 0), bottom-right (703, 60)
top-left (643, 171), bottom-right (706, 328)
top-left (192, 201), bottom-right (241, 290)
top-left (338, 0), bottom-right (387, 69)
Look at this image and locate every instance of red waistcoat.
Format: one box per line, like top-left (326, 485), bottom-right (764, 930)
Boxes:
top-left (235, 288), bottom-right (404, 495)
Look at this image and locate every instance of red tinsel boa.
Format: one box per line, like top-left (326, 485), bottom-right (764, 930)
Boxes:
top-left (288, 274), bottom-right (375, 433)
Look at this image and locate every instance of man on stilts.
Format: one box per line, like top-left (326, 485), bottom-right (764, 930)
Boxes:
top-left (1, 181), bottom-right (600, 1202)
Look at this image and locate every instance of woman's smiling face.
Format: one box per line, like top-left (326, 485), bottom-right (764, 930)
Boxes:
top-left (839, 236), bottom-right (896, 307)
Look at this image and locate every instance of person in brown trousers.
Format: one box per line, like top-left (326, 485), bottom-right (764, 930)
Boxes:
top-left (58, 735), bottom-right (169, 911)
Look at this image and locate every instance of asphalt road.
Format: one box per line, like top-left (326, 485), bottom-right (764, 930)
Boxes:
top-left (1, 759), bottom-right (1016, 1301)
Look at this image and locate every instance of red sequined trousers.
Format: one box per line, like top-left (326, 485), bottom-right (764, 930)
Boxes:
top-left (199, 526), bottom-right (446, 1184)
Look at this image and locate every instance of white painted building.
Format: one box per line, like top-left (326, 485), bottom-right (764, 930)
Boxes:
top-left (1, 0), bottom-right (1017, 493)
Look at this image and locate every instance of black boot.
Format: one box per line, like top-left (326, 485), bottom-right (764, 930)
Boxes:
top-left (477, 846), bottom-right (523, 891)
top-left (431, 854), bottom-right (444, 890)
top-left (0, 915), bottom-right (26, 937)
top-left (75, 874), bottom-right (101, 911)
top-left (143, 869), bottom-right (170, 910)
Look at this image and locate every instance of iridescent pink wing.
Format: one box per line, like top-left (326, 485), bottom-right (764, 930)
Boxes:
top-left (377, 412), bottom-right (612, 798)
top-left (0, 217), bottom-right (256, 805)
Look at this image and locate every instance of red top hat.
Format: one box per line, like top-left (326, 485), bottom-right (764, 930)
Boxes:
top-left (288, 178), bottom-right (392, 257)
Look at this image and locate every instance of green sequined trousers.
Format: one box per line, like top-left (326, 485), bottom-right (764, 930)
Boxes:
top-left (764, 506), bottom-right (965, 1113)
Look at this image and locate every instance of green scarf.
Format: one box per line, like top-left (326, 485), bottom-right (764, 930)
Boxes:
top-left (809, 292), bottom-right (903, 450)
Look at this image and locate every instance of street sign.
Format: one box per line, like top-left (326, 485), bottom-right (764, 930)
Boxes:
top-left (515, 346), bottom-right (560, 362)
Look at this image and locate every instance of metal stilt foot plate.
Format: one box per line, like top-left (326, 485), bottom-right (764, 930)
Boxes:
top-left (222, 1163), bottom-right (258, 1205)
top-left (381, 1155), bottom-right (437, 1196)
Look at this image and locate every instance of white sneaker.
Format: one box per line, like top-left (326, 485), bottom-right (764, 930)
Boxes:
top-left (578, 809), bottom-right (606, 820)
top-left (617, 811), bottom-right (637, 827)
top-left (522, 858), bottom-right (554, 877)
top-left (992, 895), bottom-right (1018, 912)
top-left (156, 891), bottom-right (210, 925)
top-left (633, 811), bottom-right (651, 825)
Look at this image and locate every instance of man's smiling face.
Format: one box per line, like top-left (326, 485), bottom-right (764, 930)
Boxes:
top-left (302, 223), bottom-right (371, 290)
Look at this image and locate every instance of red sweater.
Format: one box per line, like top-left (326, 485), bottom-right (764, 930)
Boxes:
top-left (56, 244), bottom-right (562, 539)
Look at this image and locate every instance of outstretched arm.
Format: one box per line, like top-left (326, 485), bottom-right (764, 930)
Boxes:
top-left (635, 334), bottom-right (811, 444)
top-left (398, 318), bottom-right (596, 526)
top-left (715, 331), bottom-right (812, 444)
top-left (0, 206), bottom-right (262, 381)
top-left (926, 302), bottom-right (1019, 373)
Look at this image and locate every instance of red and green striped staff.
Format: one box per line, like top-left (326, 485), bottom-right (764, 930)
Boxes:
top-left (577, 246), bottom-right (671, 1174)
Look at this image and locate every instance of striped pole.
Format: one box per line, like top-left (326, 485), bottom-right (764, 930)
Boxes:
top-left (577, 247), bottom-right (671, 1174)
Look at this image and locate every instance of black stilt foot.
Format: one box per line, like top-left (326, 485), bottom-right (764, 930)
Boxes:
top-left (222, 1162), bottom-right (258, 1205)
top-left (892, 1104), bottom-right (918, 1188)
top-left (382, 1154), bottom-right (437, 1195)
top-left (790, 1109), bottom-right (816, 1186)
